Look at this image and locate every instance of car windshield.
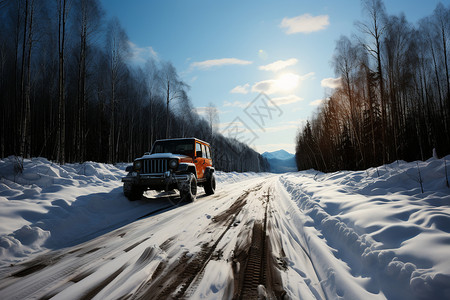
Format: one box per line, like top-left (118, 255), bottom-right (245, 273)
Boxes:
top-left (151, 140), bottom-right (195, 156)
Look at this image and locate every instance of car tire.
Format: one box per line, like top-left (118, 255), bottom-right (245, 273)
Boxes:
top-left (204, 173), bottom-right (216, 195)
top-left (123, 182), bottom-right (143, 201)
top-left (179, 173), bottom-right (197, 202)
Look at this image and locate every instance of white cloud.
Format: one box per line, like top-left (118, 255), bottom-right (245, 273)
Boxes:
top-left (251, 72), bottom-right (314, 95)
top-left (310, 98), bottom-right (325, 106)
top-left (284, 119), bottom-right (307, 125)
top-left (280, 14), bottom-right (329, 34)
top-left (321, 77), bottom-right (342, 89)
top-left (230, 83), bottom-right (250, 94)
top-left (310, 98), bottom-right (331, 106)
top-left (190, 58), bottom-right (252, 70)
top-left (259, 58), bottom-right (298, 72)
top-left (127, 41), bottom-right (158, 64)
top-left (271, 95), bottom-right (304, 106)
top-left (194, 106), bottom-right (224, 116)
top-left (299, 72), bottom-right (315, 81)
top-left (223, 100), bottom-right (249, 108)
top-left (251, 79), bottom-right (279, 94)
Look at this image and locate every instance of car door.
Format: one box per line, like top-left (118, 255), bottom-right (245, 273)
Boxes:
top-left (204, 144), bottom-right (212, 169)
top-left (194, 142), bottom-right (205, 178)
top-left (200, 143), bottom-right (211, 178)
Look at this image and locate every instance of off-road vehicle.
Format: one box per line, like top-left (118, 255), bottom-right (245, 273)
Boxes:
top-left (122, 138), bottom-right (216, 201)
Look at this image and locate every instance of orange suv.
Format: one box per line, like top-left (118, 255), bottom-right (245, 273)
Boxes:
top-left (122, 138), bottom-right (216, 201)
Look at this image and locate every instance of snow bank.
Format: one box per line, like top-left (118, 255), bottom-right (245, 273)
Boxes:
top-left (0, 157), bottom-right (131, 264)
top-left (281, 156), bottom-right (450, 299)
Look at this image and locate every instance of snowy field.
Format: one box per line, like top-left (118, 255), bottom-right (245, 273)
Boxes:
top-left (0, 156), bottom-right (449, 299)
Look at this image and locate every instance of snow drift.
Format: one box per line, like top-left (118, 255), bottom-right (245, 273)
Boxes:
top-left (280, 157), bottom-right (450, 299)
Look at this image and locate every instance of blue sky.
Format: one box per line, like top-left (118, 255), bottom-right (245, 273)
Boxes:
top-left (100, 0), bottom-right (445, 154)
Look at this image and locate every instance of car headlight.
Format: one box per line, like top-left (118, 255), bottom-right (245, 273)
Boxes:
top-left (134, 160), bottom-right (142, 170)
top-left (169, 158), bottom-right (179, 169)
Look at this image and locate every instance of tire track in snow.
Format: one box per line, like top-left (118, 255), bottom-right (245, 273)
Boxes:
top-left (130, 183), bottom-right (264, 299)
top-left (234, 188), bottom-right (270, 299)
top-left (233, 187), bottom-right (292, 299)
top-left (0, 243), bottom-right (121, 299)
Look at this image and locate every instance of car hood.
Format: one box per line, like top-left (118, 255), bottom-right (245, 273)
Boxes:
top-left (137, 153), bottom-right (189, 160)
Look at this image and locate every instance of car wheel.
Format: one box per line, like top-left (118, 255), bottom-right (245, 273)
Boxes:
top-left (179, 173), bottom-right (197, 202)
top-left (123, 182), bottom-right (143, 201)
top-left (204, 173), bottom-right (216, 195)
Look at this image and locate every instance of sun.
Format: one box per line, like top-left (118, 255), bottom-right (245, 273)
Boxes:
top-left (275, 73), bottom-right (300, 92)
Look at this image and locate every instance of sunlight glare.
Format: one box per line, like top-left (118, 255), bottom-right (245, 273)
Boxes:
top-left (275, 73), bottom-right (300, 92)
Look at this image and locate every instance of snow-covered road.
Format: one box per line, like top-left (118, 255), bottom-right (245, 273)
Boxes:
top-left (0, 157), bottom-right (449, 299)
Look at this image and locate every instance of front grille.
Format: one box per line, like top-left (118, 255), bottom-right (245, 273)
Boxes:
top-left (141, 159), bottom-right (168, 174)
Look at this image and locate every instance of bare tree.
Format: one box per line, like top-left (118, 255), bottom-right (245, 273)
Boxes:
top-left (23, 0), bottom-right (35, 159)
top-left (105, 16), bottom-right (129, 163)
top-left (144, 58), bottom-right (159, 147)
top-left (56, 0), bottom-right (70, 164)
top-left (204, 102), bottom-right (219, 139)
top-left (158, 61), bottom-right (188, 139)
top-left (332, 35), bottom-right (366, 167)
top-left (356, 0), bottom-right (388, 162)
top-left (432, 4), bottom-right (450, 123)
top-left (18, 0), bottom-right (29, 162)
top-left (73, 0), bottom-right (102, 161)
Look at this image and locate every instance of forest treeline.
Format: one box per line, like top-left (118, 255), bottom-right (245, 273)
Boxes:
top-left (0, 0), bottom-right (268, 172)
top-left (295, 0), bottom-right (450, 172)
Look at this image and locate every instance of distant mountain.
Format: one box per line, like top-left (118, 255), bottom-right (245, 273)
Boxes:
top-left (261, 149), bottom-right (294, 160)
top-left (261, 150), bottom-right (297, 173)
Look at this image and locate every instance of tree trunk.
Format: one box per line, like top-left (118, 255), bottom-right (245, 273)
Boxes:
top-left (13, 0), bottom-right (21, 154)
top-left (108, 80), bottom-right (115, 163)
top-left (149, 95), bottom-right (153, 149)
top-left (19, 0), bottom-right (28, 159)
top-left (166, 80), bottom-right (170, 138)
top-left (440, 21), bottom-right (450, 133)
top-left (23, 0), bottom-right (34, 158)
top-left (57, 0), bottom-right (67, 164)
top-left (375, 30), bottom-right (387, 164)
top-left (77, 1), bottom-right (87, 162)
top-left (115, 119), bottom-right (121, 162)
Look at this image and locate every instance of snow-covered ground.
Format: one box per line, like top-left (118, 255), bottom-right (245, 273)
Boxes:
top-left (279, 158), bottom-right (450, 299)
top-left (0, 157), bottom-right (264, 264)
top-left (0, 156), bottom-right (449, 299)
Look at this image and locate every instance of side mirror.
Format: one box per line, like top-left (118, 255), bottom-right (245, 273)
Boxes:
top-left (196, 151), bottom-right (203, 158)
top-left (125, 165), bottom-right (133, 172)
top-left (144, 152), bottom-right (150, 155)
